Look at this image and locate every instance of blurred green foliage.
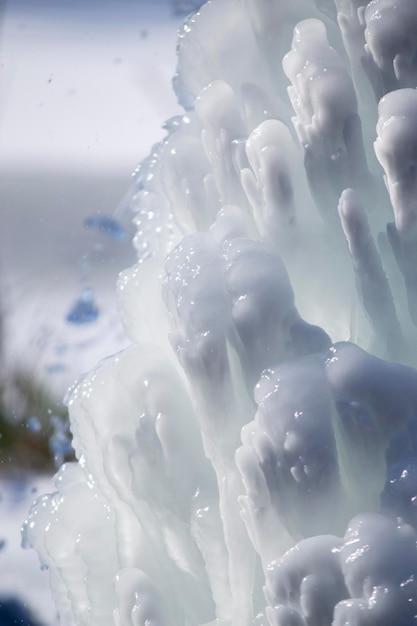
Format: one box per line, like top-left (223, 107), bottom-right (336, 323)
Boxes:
top-left (0, 368), bottom-right (73, 474)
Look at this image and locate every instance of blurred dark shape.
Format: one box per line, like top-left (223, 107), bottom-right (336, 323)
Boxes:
top-left (84, 213), bottom-right (127, 241)
top-left (66, 287), bottom-right (99, 325)
top-left (0, 597), bottom-right (44, 626)
top-left (49, 415), bottom-right (74, 469)
top-left (0, 368), bottom-right (68, 473)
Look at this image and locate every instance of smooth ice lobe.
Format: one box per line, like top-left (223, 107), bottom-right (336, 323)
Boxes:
top-left (265, 534), bottom-right (346, 626)
top-left (283, 18), bottom-right (369, 215)
top-left (375, 88), bottom-right (417, 240)
top-left (364, 0), bottom-right (417, 93)
top-left (373, 88), bottom-right (417, 329)
top-left (84, 214), bottom-right (127, 241)
top-left (325, 341), bottom-right (417, 436)
top-left (243, 120), bottom-right (297, 241)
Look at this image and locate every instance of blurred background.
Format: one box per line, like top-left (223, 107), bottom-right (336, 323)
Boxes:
top-left (0, 0), bottom-right (203, 623)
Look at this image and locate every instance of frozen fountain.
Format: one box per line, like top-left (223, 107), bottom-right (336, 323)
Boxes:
top-left (23, 0), bottom-right (417, 624)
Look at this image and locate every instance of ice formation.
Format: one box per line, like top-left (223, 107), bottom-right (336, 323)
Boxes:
top-left (23, 0), bottom-right (417, 624)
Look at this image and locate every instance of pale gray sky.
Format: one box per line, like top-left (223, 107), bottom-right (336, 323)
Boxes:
top-left (0, 0), bottom-right (185, 396)
top-left (0, 0), bottom-right (182, 173)
top-left (0, 5), bottom-right (192, 625)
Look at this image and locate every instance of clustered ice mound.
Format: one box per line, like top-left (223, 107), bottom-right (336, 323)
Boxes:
top-left (266, 513), bottom-right (417, 625)
top-left (23, 0), bottom-right (417, 624)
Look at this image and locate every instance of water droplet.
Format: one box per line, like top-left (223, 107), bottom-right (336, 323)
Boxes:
top-left (45, 362), bottom-right (67, 374)
top-left (49, 416), bottom-right (74, 468)
top-left (84, 214), bottom-right (127, 241)
top-left (162, 115), bottom-right (183, 132)
top-left (66, 288), bottom-right (99, 325)
top-left (26, 416), bottom-right (41, 433)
